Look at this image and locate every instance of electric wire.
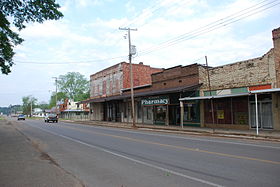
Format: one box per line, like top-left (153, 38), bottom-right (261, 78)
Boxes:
top-left (14, 0), bottom-right (279, 65)
top-left (137, 0), bottom-right (280, 56)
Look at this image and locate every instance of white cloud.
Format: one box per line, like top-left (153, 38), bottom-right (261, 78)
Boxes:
top-left (2, 0), bottom-right (278, 106)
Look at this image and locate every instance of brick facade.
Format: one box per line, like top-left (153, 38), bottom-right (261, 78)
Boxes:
top-left (272, 27), bottom-right (280, 88)
top-left (199, 49), bottom-right (276, 94)
top-left (90, 63), bottom-right (123, 98)
top-left (90, 62), bottom-right (162, 98)
top-left (198, 27), bottom-right (280, 93)
top-left (122, 62), bottom-right (162, 89)
top-left (151, 64), bottom-right (200, 90)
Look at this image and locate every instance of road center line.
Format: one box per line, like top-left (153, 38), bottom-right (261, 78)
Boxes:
top-left (28, 124), bottom-right (223, 187)
top-left (59, 121), bottom-right (280, 150)
top-left (57, 123), bottom-right (280, 165)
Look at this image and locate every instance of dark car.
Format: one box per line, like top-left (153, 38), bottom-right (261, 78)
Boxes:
top-left (44, 113), bottom-right (58, 123)
top-left (17, 114), bottom-right (25, 120)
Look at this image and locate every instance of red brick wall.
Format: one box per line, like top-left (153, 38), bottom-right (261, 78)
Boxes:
top-left (273, 27), bottom-right (280, 88)
top-left (151, 64), bottom-right (200, 90)
top-left (122, 63), bottom-right (162, 89)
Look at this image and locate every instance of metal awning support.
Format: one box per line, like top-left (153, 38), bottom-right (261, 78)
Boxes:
top-left (180, 101), bottom-right (184, 129)
top-left (255, 94), bottom-right (259, 135)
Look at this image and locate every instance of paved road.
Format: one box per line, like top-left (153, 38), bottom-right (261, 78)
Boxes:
top-left (14, 119), bottom-right (280, 187)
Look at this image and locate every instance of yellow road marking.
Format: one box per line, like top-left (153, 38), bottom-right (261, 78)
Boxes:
top-left (60, 124), bottom-right (280, 165)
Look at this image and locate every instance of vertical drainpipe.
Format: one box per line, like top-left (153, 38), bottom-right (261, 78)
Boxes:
top-left (180, 100), bottom-right (184, 128)
top-left (255, 93), bottom-right (259, 135)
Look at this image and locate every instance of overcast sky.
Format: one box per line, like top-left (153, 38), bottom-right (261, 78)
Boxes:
top-left (0, 0), bottom-right (279, 107)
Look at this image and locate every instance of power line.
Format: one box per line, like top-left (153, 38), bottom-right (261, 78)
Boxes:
top-left (14, 0), bottom-right (279, 65)
top-left (15, 55), bottom-right (127, 65)
top-left (135, 0), bottom-right (191, 29)
top-left (137, 0), bottom-right (280, 56)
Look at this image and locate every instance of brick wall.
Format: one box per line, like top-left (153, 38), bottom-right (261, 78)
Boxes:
top-left (199, 49), bottom-right (277, 93)
top-left (151, 64), bottom-right (200, 90)
top-left (122, 62), bottom-right (162, 89)
top-left (90, 62), bottom-right (161, 98)
top-left (273, 27), bottom-right (280, 88)
top-left (90, 63), bottom-right (123, 98)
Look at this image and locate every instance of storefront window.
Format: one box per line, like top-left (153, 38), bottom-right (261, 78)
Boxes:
top-left (204, 97), bottom-right (249, 125)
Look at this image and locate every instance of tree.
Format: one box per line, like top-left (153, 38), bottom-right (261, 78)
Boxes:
top-left (22, 95), bottom-right (37, 116)
top-left (36, 101), bottom-right (49, 110)
top-left (49, 91), bottom-right (67, 108)
top-left (0, 0), bottom-right (63, 74)
top-left (57, 72), bottom-right (89, 102)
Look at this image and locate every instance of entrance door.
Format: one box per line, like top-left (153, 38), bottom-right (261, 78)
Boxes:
top-left (250, 101), bottom-right (273, 129)
top-left (154, 105), bottom-right (167, 125)
top-left (262, 101), bottom-right (273, 129)
top-left (169, 105), bottom-right (180, 126)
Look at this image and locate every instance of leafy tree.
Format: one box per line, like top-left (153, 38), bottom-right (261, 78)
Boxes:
top-left (36, 102), bottom-right (49, 110)
top-left (49, 91), bottom-right (67, 108)
top-left (0, 0), bottom-right (63, 74)
top-left (57, 72), bottom-right (89, 102)
top-left (22, 95), bottom-right (37, 115)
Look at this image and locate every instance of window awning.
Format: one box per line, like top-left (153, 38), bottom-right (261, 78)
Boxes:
top-left (180, 88), bottom-right (280, 101)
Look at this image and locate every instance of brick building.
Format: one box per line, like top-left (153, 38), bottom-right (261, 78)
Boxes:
top-left (122, 64), bottom-right (202, 126)
top-left (181, 27), bottom-right (280, 130)
top-left (87, 62), bottom-right (162, 122)
top-left (83, 27), bottom-right (280, 131)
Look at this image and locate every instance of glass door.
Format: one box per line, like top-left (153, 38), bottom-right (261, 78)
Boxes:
top-left (154, 105), bottom-right (167, 125)
top-left (250, 101), bottom-right (273, 129)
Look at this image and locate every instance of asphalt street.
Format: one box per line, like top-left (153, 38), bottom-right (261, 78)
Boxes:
top-left (14, 118), bottom-right (280, 187)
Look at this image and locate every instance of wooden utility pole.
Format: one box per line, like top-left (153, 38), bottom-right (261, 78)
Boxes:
top-left (119, 27), bottom-right (137, 128)
top-left (205, 56), bottom-right (215, 127)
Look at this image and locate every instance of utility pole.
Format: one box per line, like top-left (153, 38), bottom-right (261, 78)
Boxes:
top-left (30, 100), bottom-right (32, 117)
top-left (52, 77), bottom-right (58, 114)
top-left (119, 27), bottom-right (137, 128)
top-left (205, 56), bottom-right (215, 130)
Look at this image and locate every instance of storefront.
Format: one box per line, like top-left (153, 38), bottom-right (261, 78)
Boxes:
top-left (141, 96), bottom-right (169, 125)
top-left (179, 88), bottom-right (280, 131)
top-left (103, 101), bottom-right (122, 122)
top-left (138, 90), bottom-right (200, 126)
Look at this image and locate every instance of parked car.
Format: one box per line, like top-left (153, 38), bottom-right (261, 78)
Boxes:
top-left (44, 113), bottom-right (58, 123)
top-left (17, 114), bottom-right (25, 120)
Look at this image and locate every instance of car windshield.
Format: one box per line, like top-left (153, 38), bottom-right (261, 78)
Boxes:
top-left (48, 114), bottom-right (57, 117)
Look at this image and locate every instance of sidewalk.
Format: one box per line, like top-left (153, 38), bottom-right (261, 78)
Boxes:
top-left (63, 120), bottom-right (280, 141)
top-left (0, 119), bottom-right (84, 187)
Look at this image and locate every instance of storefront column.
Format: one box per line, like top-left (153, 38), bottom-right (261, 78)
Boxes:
top-left (180, 101), bottom-right (184, 128)
top-left (255, 94), bottom-right (259, 135)
top-left (166, 105), bottom-right (169, 126)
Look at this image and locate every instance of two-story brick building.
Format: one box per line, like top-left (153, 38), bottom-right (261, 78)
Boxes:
top-left (87, 62), bottom-right (162, 122)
